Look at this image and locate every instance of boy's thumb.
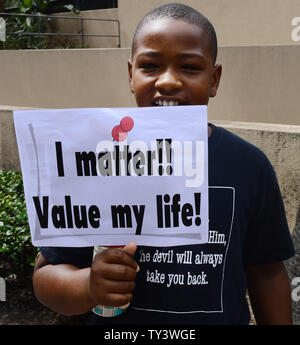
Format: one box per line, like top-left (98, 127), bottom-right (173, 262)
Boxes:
top-left (122, 242), bottom-right (140, 272)
top-left (122, 242), bottom-right (137, 257)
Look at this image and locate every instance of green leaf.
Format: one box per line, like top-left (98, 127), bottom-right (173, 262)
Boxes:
top-left (23, 0), bottom-right (32, 8)
top-left (19, 6), bottom-right (29, 13)
top-left (64, 4), bottom-right (80, 14)
top-left (64, 4), bottom-right (74, 11)
top-left (39, 0), bottom-right (50, 12)
top-left (26, 17), bottom-right (32, 27)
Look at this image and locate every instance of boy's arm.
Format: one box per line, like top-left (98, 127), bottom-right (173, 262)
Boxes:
top-left (33, 243), bottom-right (138, 316)
top-left (33, 254), bottom-right (94, 315)
top-left (245, 261), bottom-right (293, 325)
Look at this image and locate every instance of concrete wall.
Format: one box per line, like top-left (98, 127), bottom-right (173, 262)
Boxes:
top-left (214, 120), bottom-right (300, 235)
top-left (210, 45), bottom-right (300, 125)
top-left (49, 9), bottom-right (120, 48)
top-left (119, 0), bottom-right (300, 48)
top-left (0, 45), bottom-right (299, 125)
top-left (0, 48), bottom-right (133, 109)
top-left (1, 107), bottom-right (299, 236)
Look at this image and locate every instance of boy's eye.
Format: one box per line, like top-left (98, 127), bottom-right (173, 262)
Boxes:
top-left (140, 63), bottom-right (159, 69)
top-left (182, 65), bottom-right (202, 72)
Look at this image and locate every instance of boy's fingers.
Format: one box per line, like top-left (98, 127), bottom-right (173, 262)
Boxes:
top-left (102, 279), bottom-right (136, 294)
top-left (95, 245), bottom-right (139, 272)
top-left (101, 263), bottom-right (137, 281)
top-left (97, 249), bottom-right (134, 267)
top-left (106, 293), bottom-right (133, 307)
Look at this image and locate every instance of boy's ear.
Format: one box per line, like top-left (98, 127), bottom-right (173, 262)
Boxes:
top-left (128, 59), bottom-right (134, 94)
top-left (210, 64), bottom-right (222, 98)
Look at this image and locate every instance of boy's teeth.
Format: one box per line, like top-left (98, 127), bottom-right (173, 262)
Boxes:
top-left (156, 100), bottom-right (178, 106)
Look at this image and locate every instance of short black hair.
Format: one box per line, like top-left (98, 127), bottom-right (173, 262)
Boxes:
top-left (132, 3), bottom-right (218, 64)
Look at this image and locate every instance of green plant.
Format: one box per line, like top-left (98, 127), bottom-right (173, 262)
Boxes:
top-left (0, 170), bottom-right (38, 279)
top-left (1, 0), bottom-right (50, 49)
top-left (0, 0), bottom-right (80, 49)
top-left (4, 0), bottom-right (19, 7)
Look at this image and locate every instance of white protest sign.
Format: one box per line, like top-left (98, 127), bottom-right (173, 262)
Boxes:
top-left (14, 106), bottom-right (208, 247)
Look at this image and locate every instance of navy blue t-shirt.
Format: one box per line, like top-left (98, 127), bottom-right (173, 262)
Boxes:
top-left (40, 124), bottom-right (295, 324)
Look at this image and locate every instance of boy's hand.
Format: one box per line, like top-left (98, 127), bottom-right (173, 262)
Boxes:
top-left (88, 242), bottom-right (139, 307)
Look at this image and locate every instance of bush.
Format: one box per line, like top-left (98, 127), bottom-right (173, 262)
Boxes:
top-left (1, 0), bottom-right (52, 50)
top-left (0, 0), bottom-right (80, 50)
top-left (0, 170), bottom-right (38, 279)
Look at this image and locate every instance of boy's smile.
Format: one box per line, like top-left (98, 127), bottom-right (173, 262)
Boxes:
top-left (128, 18), bottom-right (222, 108)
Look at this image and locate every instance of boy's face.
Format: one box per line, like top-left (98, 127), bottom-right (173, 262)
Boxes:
top-left (128, 18), bottom-right (222, 107)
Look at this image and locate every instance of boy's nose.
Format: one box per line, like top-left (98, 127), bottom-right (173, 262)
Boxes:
top-left (155, 69), bottom-right (182, 94)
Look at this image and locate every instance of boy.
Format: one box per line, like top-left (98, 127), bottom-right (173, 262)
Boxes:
top-left (33, 3), bottom-right (295, 324)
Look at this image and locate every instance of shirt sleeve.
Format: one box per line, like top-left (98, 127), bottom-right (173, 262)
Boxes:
top-left (40, 246), bottom-right (93, 269)
top-left (243, 153), bottom-right (295, 265)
